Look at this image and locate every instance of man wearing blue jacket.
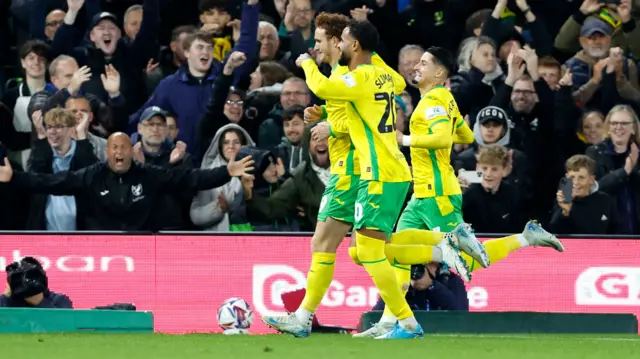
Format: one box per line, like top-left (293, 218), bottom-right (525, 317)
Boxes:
top-left (129, 0), bottom-right (261, 158)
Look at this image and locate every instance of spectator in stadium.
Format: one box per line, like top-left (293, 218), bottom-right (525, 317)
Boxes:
top-left (0, 132), bottom-right (254, 231)
top-left (238, 145), bottom-right (297, 231)
top-left (586, 104), bottom-right (640, 234)
top-left (0, 141), bottom-right (28, 230)
top-left (280, 0), bottom-right (316, 49)
top-left (372, 263), bottom-right (468, 312)
top-left (481, 0), bottom-right (553, 61)
top-left (197, 51), bottom-right (252, 161)
top-left (123, 5), bottom-right (143, 42)
top-left (1, 257), bottom-right (73, 309)
top-left (199, 0), bottom-right (239, 63)
top-left (258, 21), bottom-right (280, 61)
top-left (461, 145), bottom-right (527, 234)
top-left (564, 20), bottom-right (640, 108)
top-left (249, 61), bottom-right (292, 91)
top-left (26, 108), bottom-right (98, 230)
top-left (132, 0), bottom-right (260, 155)
top-left (274, 105), bottom-right (305, 176)
top-left (51, 0), bottom-right (160, 114)
top-left (455, 106), bottom-right (530, 193)
top-left (191, 124), bottom-right (254, 231)
top-left (450, 36), bottom-right (504, 119)
top-left (33, 9), bottom-right (66, 43)
top-left (65, 96), bottom-right (109, 161)
top-left (259, 77), bottom-right (310, 148)
top-left (132, 107), bottom-right (195, 231)
top-left (2, 40), bottom-right (54, 132)
top-left (144, 25), bottom-right (198, 94)
top-left (538, 56), bottom-right (562, 90)
top-left (45, 57), bottom-right (129, 137)
top-left (166, 113), bottom-right (180, 142)
top-left (397, 45), bottom-right (424, 107)
top-left (243, 123), bottom-right (328, 231)
top-left (551, 154), bottom-right (619, 235)
top-left (554, 0), bottom-right (640, 60)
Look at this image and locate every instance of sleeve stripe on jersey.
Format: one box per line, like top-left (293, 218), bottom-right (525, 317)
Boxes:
top-left (456, 119), bottom-right (465, 128)
top-left (428, 118), bottom-right (449, 132)
top-left (350, 102), bottom-right (379, 181)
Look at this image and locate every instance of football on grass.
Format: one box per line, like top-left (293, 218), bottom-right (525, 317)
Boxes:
top-left (217, 297), bottom-right (254, 331)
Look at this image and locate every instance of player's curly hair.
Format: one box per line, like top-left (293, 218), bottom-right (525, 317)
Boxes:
top-left (315, 12), bottom-right (349, 39)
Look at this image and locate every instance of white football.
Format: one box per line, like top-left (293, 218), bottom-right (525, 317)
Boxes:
top-left (217, 297), bottom-right (254, 332)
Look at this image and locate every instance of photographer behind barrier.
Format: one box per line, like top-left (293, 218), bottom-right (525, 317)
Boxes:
top-left (1, 257), bottom-right (72, 308)
top-left (372, 263), bottom-right (468, 312)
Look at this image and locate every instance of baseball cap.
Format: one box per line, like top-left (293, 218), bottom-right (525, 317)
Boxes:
top-left (580, 19), bottom-right (613, 37)
top-left (476, 106), bottom-right (508, 126)
top-left (90, 12), bottom-right (118, 30)
top-left (139, 106), bottom-right (167, 123)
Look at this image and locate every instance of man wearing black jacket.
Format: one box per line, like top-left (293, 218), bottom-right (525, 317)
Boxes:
top-left (0, 132), bottom-right (254, 231)
top-left (371, 263), bottom-right (468, 312)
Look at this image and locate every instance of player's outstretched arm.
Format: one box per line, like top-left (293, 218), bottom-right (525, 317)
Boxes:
top-left (400, 108), bottom-right (453, 149)
top-left (452, 119), bottom-right (474, 145)
top-left (299, 58), bottom-right (363, 101)
top-left (372, 52), bottom-right (406, 95)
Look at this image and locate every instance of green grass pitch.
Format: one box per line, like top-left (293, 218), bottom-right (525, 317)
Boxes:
top-left (2, 333), bottom-right (640, 358)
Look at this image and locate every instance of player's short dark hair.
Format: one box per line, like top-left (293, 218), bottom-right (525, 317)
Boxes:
top-left (315, 12), bottom-right (349, 39)
top-left (347, 19), bottom-right (379, 53)
top-left (171, 25), bottom-right (197, 42)
top-left (426, 46), bottom-right (455, 78)
top-left (565, 154), bottom-right (596, 175)
top-left (19, 40), bottom-right (51, 62)
top-left (283, 105), bottom-right (305, 122)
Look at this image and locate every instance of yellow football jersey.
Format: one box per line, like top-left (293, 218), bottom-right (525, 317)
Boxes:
top-left (313, 54), bottom-right (401, 176)
top-left (301, 58), bottom-right (410, 182)
top-left (410, 86), bottom-right (473, 198)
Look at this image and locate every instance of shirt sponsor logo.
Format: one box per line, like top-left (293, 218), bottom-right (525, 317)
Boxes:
top-left (425, 106), bottom-right (447, 120)
top-left (341, 74), bottom-right (356, 88)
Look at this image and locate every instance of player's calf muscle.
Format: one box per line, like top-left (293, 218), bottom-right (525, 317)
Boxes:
top-left (311, 219), bottom-right (351, 253)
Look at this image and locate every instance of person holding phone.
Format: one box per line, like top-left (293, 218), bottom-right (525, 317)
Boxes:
top-left (551, 155), bottom-right (620, 234)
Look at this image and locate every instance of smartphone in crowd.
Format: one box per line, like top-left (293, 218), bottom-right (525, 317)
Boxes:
top-left (559, 177), bottom-right (573, 203)
top-left (460, 170), bottom-right (483, 184)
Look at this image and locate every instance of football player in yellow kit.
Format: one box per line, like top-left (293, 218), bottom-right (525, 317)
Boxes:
top-left (356, 47), bottom-right (565, 338)
top-left (262, 19), bottom-right (470, 340)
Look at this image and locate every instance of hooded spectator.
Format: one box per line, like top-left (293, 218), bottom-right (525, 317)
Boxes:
top-left (191, 124), bottom-right (254, 231)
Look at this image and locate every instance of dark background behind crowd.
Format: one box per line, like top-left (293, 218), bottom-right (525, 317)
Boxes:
top-left (1, 0), bottom-right (639, 236)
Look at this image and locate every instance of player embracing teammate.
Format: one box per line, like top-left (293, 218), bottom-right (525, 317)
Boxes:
top-left (261, 15), bottom-right (564, 340)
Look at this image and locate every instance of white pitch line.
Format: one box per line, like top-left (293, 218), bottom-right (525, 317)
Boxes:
top-left (428, 334), bottom-right (640, 342)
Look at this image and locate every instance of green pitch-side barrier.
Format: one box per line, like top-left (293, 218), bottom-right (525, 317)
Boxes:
top-left (359, 311), bottom-right (639, 334)
top-left (0, 308), bottom-right (154, 333)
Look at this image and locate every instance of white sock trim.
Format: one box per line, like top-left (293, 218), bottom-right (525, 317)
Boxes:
top-left (516, 233), bottom-right (529, 247)
top-left (295, 308), bottom-right (314, 327)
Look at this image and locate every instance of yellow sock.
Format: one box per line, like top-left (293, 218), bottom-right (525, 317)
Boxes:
top-left (385, 244), bottom-right (438, 265)
top-left (348, 246), bottom-right (362, 266)
top-left (382, 261), bottom-right (411, 318)
top-left (462, 235), bottom-right (523, 272)
top-left (390, 228), bottom-right (445, 245)
top-left (357, 232), bottom-right (413, 320)
top-left (300, 252), bottom-right (336, 312)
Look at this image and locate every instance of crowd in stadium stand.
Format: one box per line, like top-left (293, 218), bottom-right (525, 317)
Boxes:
top-left (0, 0), bottom-right (639, 235)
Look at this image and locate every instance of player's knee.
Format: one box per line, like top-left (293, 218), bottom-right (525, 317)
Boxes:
top-left (348, 246), bottom-right (362, 266)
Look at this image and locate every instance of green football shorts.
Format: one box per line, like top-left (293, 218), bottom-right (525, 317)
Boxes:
top-left (317, 174), bottom-right (360, 223)
top-left (396, 194), bottom-right (464, 232)
top-left (353, 180), bottom-right (410, 237)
